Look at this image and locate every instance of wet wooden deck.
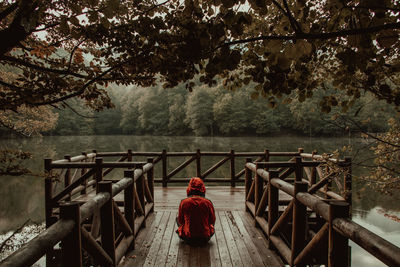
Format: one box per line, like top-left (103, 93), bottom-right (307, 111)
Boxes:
top-left (119, 187), bottom-right (285, 267)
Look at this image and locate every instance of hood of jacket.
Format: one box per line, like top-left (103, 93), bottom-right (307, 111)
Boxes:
top-left (186, 177), bottom-right (206, 196)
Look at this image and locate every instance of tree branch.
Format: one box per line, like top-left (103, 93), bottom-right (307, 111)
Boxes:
top-left (143, 0), bottom-right (172, 14)
top-left (345, 5), bottom-right (400, 13)
top-left (346, 117), bottom-right (400, 148)
top-left (1, 55), bottom-right (87, 78)
top-left (32, 22), bottom-right (59, 33)
top-left (29, 62), bottom-right (125, 106)
top-left (224, 22), bottom-right (400, 46)
top-left (0, 0), bottom-right (41, 56)
top-left (0, 120), bottom-right (30, 138)
top-left (0, 2), bottom-right (18, 22)
top-left (66, 39), bottom-right (86, 74)
top-left (62, 101), bottom-right (98, 118)
top-left (0, 79), bottom-right (24, 91)
top-left (281, 0), bottom-right (302, 33)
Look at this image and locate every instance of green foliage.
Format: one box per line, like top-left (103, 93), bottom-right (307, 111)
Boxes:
top-left (0, 150), bottom-right (32, 176)
top-left (185, 86), bottom-right (216, 136)
top-left (363, 118), bottom-right (400, 195)
top-left (46, 81), bottom-right (397, 137)
top-left (1, 0), bottom-right (400, 112)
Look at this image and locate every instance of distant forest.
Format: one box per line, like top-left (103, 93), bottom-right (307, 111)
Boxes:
top-left (45, 81), bottom-right (397, 137)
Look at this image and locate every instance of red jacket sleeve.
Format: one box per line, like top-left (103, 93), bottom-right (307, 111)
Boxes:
top-left (209, 201), bottom-right (216, 225)
top-left (178, 200), bottom-right (185, 226)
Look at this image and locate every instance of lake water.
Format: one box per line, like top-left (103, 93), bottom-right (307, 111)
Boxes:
top-left (0, 135), bottom-right (399, 266)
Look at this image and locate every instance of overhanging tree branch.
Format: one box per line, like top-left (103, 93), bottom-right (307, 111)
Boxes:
top-left (0, 0), bottom-right (41, 56)
top-left (0, 2), bottom-right (18, 22)
top-left (0, 79), bottom-right (24, 91)
top-left (1, 55), bottom-right (87, 78)
top-left (224, 22), bottom-right (400, 46)
top-left (62, 101), bottom-right (98, 118)
top-left (345, 5), bottom-right (400, 12)
top-left (29, 62), bottom-right (125, 106)
top-left (281, 0), bottom-right (302, 33)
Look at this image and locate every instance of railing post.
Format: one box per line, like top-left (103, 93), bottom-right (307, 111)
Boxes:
top-left (60, 202), bottom-right (82, 267)
top-left (196, 149), bottom-right (201, 178)
top-left (98, 181), bottom-right (116, 266)
top-left (344, 157), bottom-right (352, 206)
top-left (91, 150), bottom-right (97, 189)
top-left (124, 170), bottom-right (135, 250)
top-left (45, 158), bottom-right (57, 267)
top-left (95, 157), bottom-right (103, 193)
top-left (127, 149), bottom-right (132, 168)
top-left (291, 181), bottom-right (308, 267)
top-left (162, 149), bottom-right (167, 187)
top-left (309, 150), bottom-right (317, 186)
top-left (230, 149), bottom-right (235, 187)
top-left (137, 164), bottom-right (146, 226)
top-left (44, 159), bottom-right (55, 227)
top-left (245, 158), bottom-right (252, 204)
top-left (268, 170), bottom-right (279, 244)
top-left (324, 164), bottom-right (332, 199)
top-left (64, 155), bottom-right (71, 201)
top-left (328, 201), bottom-right (350, 267)
top-left (81, 152), bottom-right (87, 195)
top-left (254, 162), bottom-right (264, 224)
top-left (295, 157), bottom-right (303, 182)
top-left (264, 149), bottom-right (270, 162)
top-left (147, 158), bottom-right (154, 212)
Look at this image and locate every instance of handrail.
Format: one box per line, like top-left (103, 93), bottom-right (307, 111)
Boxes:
top-left (52, 153), bottom-right (96, 164)
top-left (244, 161), bottom-right (400, 267)
top-left (46, 149), bottom-right (316, 188)
top-left (96, 151), bottom-right (301, 157)
top-left (1, 164), bottom-right (154, 267)
top-left (333, 217), bottom-right (400, 267)
top-left (49, 161), bottom-right (147, 169)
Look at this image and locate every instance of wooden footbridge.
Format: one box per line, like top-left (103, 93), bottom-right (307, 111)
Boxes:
top-left (1, 149), bottom-right (400, 267)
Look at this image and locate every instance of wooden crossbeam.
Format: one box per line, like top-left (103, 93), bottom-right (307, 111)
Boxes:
top-left (81, 227), bottom-right (113, 266)
top-left (144, 181), bottom-right (153, 203)
top-left (279, 167), bottom-right (294, 180)
top-left (52, 169), bottom-right (95, 203)
top-left (304, 166), bottom-right (311, 180)
top-left (271, 200), bottom-right (293, 235)
top-left (103, 155), bottom-right (128, 177)
top-left (294, 223), bottom-right (328, 265)
top-left (113, 201), bottom-right (133, 236)
top-left (91, 210), bottom-right (101, 238)
top-left (256, 186), bottom-right (268, 217)
top-left (201, 157), bottom-right (230, 179)
top-left (308, 172), bottom-right (336, 194)
top-left (167, 156), bottom-right (196, 180)
top-left (235, 156), bottom-right (263, 179)
top-left (134, 187), bottom-right (145, 216)
top-left (246, 180), bottom-right (255, 202)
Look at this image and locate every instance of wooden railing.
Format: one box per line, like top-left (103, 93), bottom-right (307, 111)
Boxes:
top-left (0, 148), bottom-right (358, 266)
top-left (1, 163), bottom-right (154, 267)
top-left (95, 149), bottom-right (304, 187)
top-left (244, 158), bottom-right (400, 267)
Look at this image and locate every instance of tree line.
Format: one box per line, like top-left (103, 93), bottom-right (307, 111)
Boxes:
top-left (47, 82), bottom-right (397, 137)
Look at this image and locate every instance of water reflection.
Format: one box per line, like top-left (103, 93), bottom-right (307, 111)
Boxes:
top-left (351, 208), bottom-right (400, 266)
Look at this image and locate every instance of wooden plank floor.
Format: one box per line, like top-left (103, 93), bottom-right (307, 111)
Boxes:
top-left (120, 187), bottom-right (285, 267)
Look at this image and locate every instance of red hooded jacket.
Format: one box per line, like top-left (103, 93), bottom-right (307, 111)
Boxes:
top-left (177, 178), bottom-right (216, 239)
